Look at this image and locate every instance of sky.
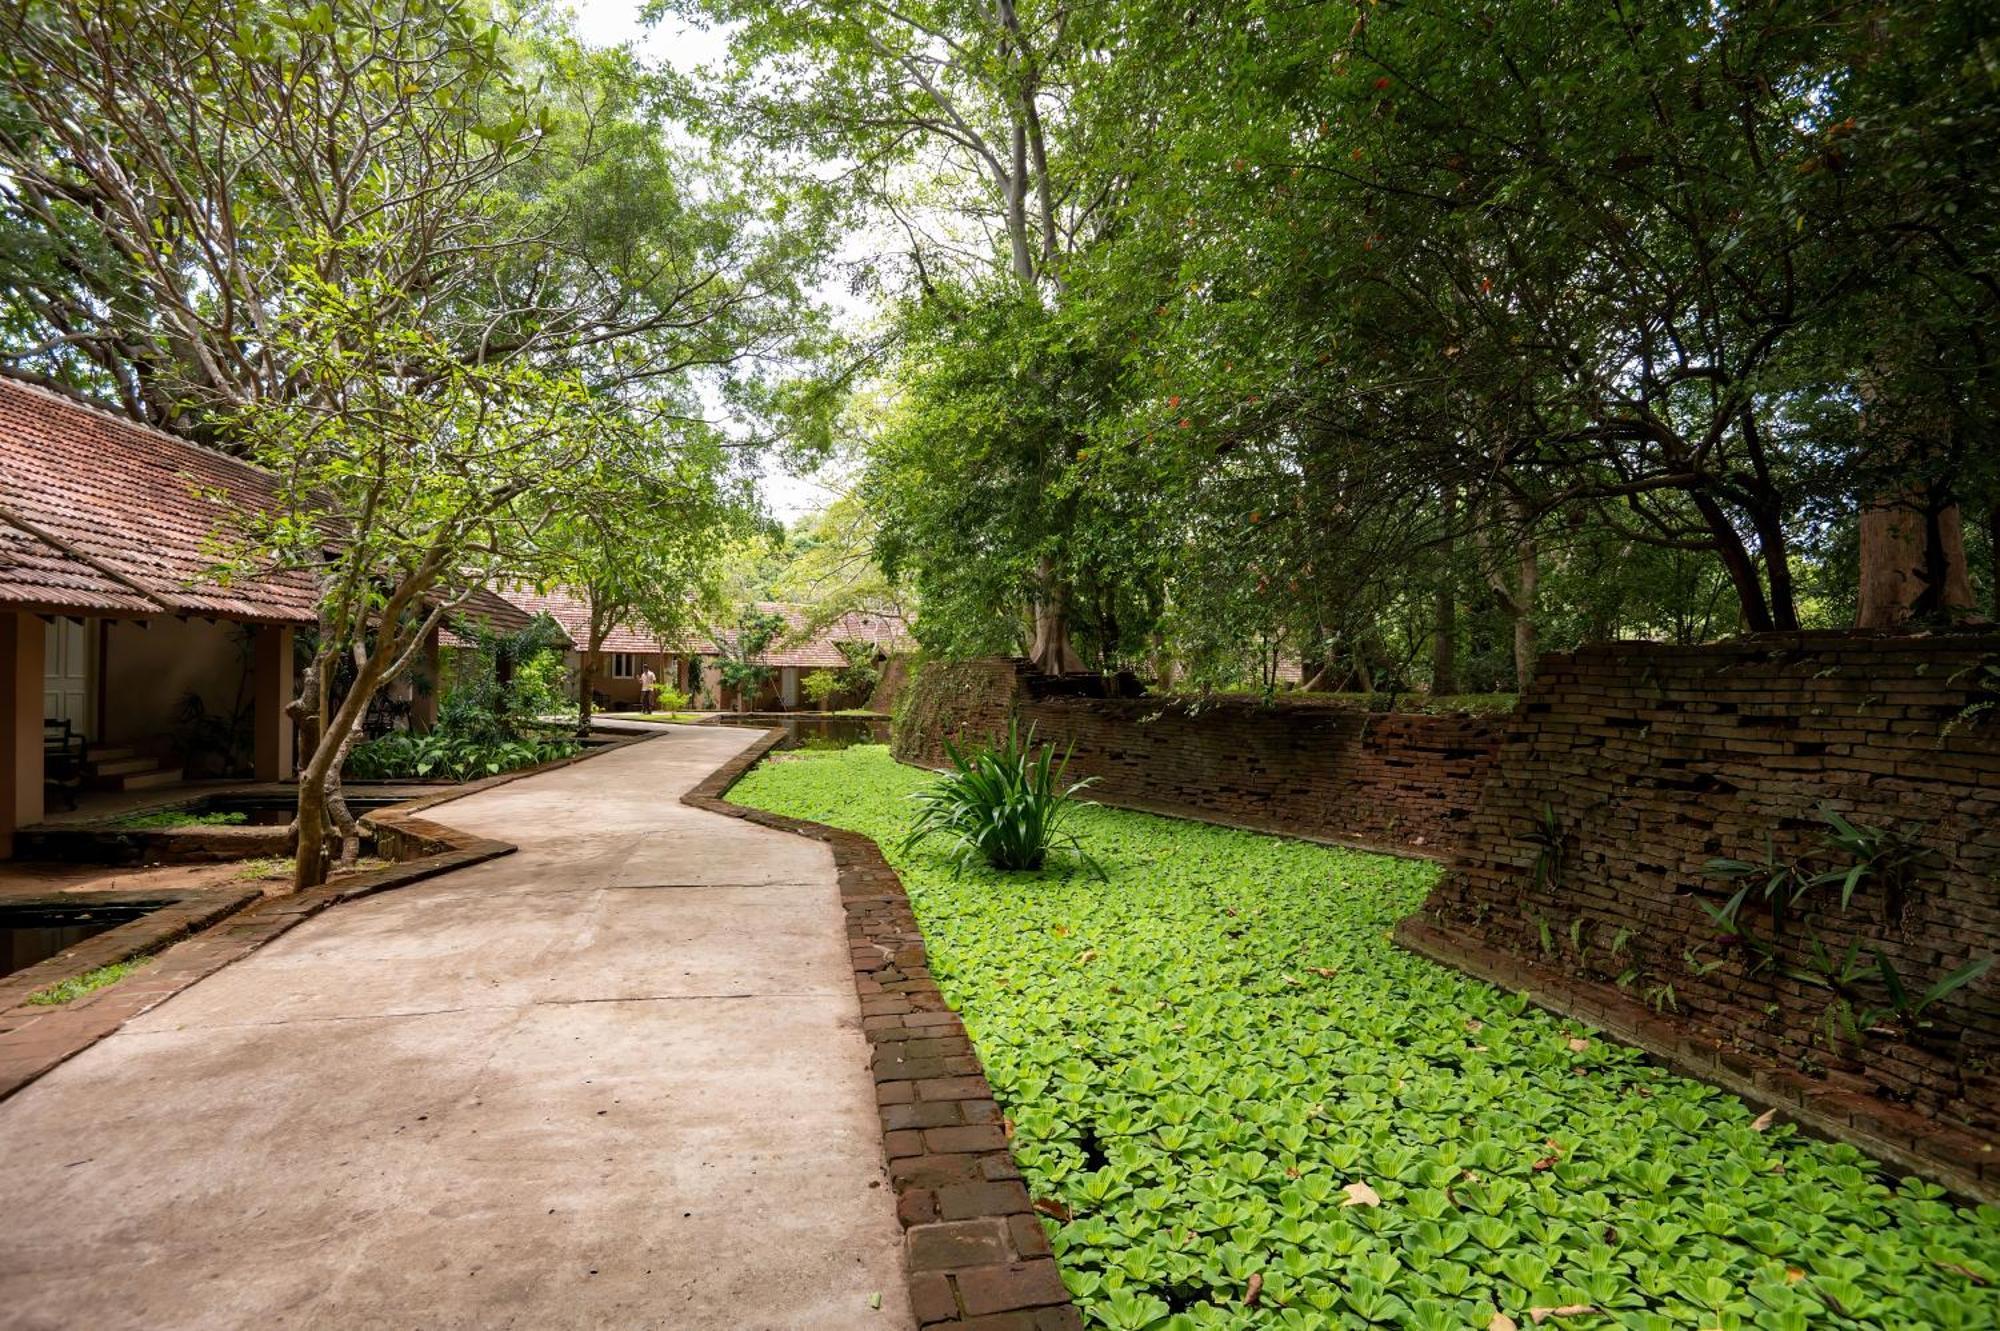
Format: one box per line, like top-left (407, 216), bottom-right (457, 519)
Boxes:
top-left (567, 1), bottom-right (846, 524)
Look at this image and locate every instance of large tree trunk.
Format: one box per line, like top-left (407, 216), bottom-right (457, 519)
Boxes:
top-left (1028, 555), bottom-right (1086, 674)
top-left (1509, 533), bottom-right (1538, 693)
top-left (1481, 506), bottom-right (1540, 694)
top-left (1989, 501), bottom-right (1999, 620)
top-left (1433, 489), bottom-right (1459, 694)
top-left (1857, 490), bottom-right (1978, 628)
top-left (575, 649), bottom-right (597, 736)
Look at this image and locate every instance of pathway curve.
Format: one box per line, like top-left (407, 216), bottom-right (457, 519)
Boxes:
top-left (0, 727), bottom-right (913, 1331)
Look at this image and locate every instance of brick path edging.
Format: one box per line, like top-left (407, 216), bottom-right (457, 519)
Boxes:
top-left (683, 732), bottom-right (1081, 1331)
top-left (1396, 917), bottom-right (1999, 1204)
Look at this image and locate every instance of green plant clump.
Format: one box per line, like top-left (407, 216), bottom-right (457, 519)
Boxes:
top-left (730, 746), bottom-right (2000, 1331)
top-left (903, 723), bottom-right (1100, 875)
top-left (27, 955), bottom-right (151, 1006)
top-left (110, 809), bottom-right (249, 830)
top-left (344, 731), bottom-right (579, 781)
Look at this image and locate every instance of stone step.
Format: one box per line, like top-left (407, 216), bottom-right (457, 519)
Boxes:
top-left (90, 755), bottom-right (165, 778)
top-left (107, 767), bottom-right (186, 791)
top-left (83, 744), bottom-right (136, 763)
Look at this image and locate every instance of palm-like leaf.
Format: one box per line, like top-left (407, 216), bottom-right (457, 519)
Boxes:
top-left (901, 721), bottom-right (1102, 877)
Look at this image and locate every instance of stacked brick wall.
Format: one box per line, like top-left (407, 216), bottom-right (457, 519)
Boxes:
top-left (1408, 631), bottom-right (2000, 1168)
top-left (892, 659), bottom-right (1504, 856)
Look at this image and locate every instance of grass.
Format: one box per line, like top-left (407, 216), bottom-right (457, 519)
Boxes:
top-left (232, 855), bottom-right (293, 881)
top-left (26, 955), bottom-right (152, 1005)
top-left (730, 746), bottom-right (1999, 1331)
top-left (109, 808), bottom-right (248, 830)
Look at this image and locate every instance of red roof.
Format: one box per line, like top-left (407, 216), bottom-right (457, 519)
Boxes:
top-left (0, 377), bottom-right (318, 622)
top-left (437, 583), bottom-right (572, 649)
top-left (497, 586), bottom-right (717, 655)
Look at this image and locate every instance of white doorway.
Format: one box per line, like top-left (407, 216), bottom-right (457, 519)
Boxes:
top-left (43, 617), bottom-right (92, 738)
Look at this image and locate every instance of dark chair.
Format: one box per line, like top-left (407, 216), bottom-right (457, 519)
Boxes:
top-left (42, 718), bottom-right (86, 811)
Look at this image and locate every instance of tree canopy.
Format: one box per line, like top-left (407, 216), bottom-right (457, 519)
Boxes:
top-left (677, 0), bottom-right (1999, 692)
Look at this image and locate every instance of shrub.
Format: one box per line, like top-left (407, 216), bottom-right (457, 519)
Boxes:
top-left (802, 669), bottom-right (842, 709)
top-left (652, 685), bottom-right (690, 713)
top-left (344, 731), bottom-right (579, 782)
top-left (901, 722), bottom-right (1099, 874)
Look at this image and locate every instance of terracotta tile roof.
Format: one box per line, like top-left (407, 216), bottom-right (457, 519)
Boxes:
top-left (712, 604), bottom-right (910, 670)
top-left (496, 586), bottom-right (716, 655)
top-left (0, 377), bottom-right (318, 622)
top-left (437, 584), bottom-right (572, 649)
top-left (0, 520), bottom-right (159, 614)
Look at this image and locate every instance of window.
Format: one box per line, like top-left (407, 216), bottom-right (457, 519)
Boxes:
top-left (610, 652), bottom-right (637, 678)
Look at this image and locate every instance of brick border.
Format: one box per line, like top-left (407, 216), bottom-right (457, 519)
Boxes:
top-left (684, 732), bottom-right (1080, 1331)
top-left (1396, 917), bottom-right (1999, 1203)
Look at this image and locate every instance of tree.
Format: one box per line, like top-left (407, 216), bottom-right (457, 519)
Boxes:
top-left (1, 0), bottom-right (819, 887)
top-left (801, 669), bottom-right (841, 710)
top-left (712, 608), bottom-right (786, 710)
top-left (665, 0), bottom-right (1139, 671)
top-left (532, 426), bottom-right (748, 735)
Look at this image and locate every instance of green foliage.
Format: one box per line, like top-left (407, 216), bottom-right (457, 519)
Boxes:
top-left (1702, 807), bottom-right (1990, 1045)
top-left (439, 613), bottom-right (573, 743)
top-left (714, 608), bottom-right (788, 701)
top-left (27, 956), bottom-right (152, 1006)
top-left (344, 732), bottom-right (578, 782)
top-left (734, 747), bottom-right (2000, 1330)
top-left (801, 669), bottom-right (842, 709)
top-left (902, 724), bottom-right (1100, 875)
top-left (110, 809), bottom-right (249, 830)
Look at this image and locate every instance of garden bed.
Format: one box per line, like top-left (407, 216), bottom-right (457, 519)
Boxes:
top-left (729, 745), bottom-right (2000, 1331)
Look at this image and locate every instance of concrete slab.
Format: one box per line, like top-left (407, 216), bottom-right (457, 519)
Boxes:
top-left (0, 726), bottom-right (913, 1331)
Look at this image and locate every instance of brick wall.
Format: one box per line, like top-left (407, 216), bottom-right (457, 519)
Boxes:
top-left (1409, 631), bottom-right (2000, 1154)
top-left (891, 659), bottom-right (1504, 856)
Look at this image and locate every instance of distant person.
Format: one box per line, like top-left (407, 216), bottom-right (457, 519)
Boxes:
top-left (639, 665), bottom-right (657, 711)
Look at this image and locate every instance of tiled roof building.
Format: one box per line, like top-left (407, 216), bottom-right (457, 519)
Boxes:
top-left (0, 377), bottom-right (317, 623)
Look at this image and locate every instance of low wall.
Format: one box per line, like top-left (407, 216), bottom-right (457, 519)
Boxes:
top-left (1404, 631), bottom-right (2000, 1191)
top-left (892, 659), bottom-right (1504, 856)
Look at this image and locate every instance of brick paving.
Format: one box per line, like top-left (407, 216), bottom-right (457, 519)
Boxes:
top-left (687, 730), bottom-right (1081, 1331)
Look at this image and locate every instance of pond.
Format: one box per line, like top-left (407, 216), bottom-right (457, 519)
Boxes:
top-left (0, 900), bottom-right (166, 979)
top-left (174, 794), bottom-right (411, 826)
top-left (712, 714), bottom-right (890, 750)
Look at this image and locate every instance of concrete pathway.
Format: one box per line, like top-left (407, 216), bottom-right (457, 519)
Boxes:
top-left (0, 727), bottom-right (914, 1331)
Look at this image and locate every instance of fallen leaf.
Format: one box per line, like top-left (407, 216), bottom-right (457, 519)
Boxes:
top-left (1051, 925), bottom-right (1070, 938)
top-left (1470, 1044), bottom-right (1490, 1052)
top-left (1243, 1272), bottom-right (1263, 1307)
top-left (1567, 1037), bottom-right (1591, 1053)
top-left (1935, 1261), bottom-right (1988, 1284)
top-left (1307, 966), bottom-right (1339, 979)
top-left (1341, 1181), bottom-right (1381, 1207)
top-left (1532, 1154), bottom-right (1559, 1172)
top-left (1282, 973), bottom-right (1304, 986)
top-left (1784, 1268), bottom-right (1805, 1284)
top-left (1032, 1197), bottom-right (1072, 1222)
top-left (1749, 1108), bottom-right (1778, 1131)
top-left (1002, 1116), bottom-right (1015, 1139)
top-left (1077, 949), bottom-right (1096, 965)
top-left (868, 1292), bottom-right (882, 1310)
top-left (1466, 1018), bottom-right (1485, 1032)
top-left (1489, 1316), bottom-right (1518, 1331)
top-left (1529, 1306), bottom-right (1597, 1324)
